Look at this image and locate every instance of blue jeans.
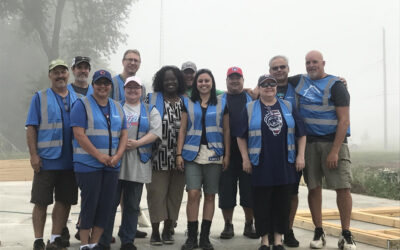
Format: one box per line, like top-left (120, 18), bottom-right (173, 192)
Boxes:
top-left (100, 180), bottom-right (144, 246)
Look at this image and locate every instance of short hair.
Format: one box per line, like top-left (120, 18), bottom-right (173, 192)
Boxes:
top-left (122, 49), bottom-right (141, 61)
top-left (152, 65), bottom-right (186, 95)
top-left (268, 55), bottom-right (289, 67)
top-left (191, 69), bottom-right (218, 106)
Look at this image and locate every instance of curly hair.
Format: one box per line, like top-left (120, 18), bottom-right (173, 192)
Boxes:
top-left (191, 69), bottom-right (218, 105)
top-left (152, 65), bottom-right (186, 95)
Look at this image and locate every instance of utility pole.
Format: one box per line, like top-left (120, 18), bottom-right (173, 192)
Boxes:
top-left (382, 28), bottom-right (388, 150)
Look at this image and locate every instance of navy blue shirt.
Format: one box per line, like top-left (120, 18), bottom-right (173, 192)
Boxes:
top-left (25, 91), bottom-right (73, 170)
top-left (235, 100), bottom-right (306, 186)
top-left (70, 98), bottom-right (127, 172)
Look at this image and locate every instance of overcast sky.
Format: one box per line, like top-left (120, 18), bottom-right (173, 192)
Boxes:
top-left (109, 0), bottom-right (399, 150)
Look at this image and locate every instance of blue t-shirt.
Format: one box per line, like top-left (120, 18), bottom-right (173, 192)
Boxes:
top-left (70, 98), bottom-right (127, 172)
top-left (25, 91), bottom-right (73, 170)
top-left (235, 100), bottom-right (306, 186)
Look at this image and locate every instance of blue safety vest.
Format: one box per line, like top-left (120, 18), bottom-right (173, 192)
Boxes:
top-left (37, 88), bottom-right (76, 159)
top-left (122, 101), bottom-right (154, 163)
top-left (112, 75), bottom-right (125, 102)
top-left (67, 83), bottom-right (93, 100)
top-left (295, 74), bottom-right (350, 136)
top-left (148, 92), bottom-right (186, 118)
top-left (283, 84), bottom-right (296, 108)
top-left (182, 95), bottom-right (226, 161)
top-left (73, 95), bottom-right (124, 169)
top-left (247, 99), bottom-right (296, 166)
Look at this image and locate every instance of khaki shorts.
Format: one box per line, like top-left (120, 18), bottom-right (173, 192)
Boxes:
top-left (184, 161), bottom-right (222, 194)
top-left (303, 142), bottom-right (352, 190)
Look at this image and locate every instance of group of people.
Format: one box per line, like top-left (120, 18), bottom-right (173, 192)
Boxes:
top-left (27, 49), bottom-right (356, 250)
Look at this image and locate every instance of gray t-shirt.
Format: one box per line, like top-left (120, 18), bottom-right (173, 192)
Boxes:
top-left (119, 102), bottom-right (162, 183)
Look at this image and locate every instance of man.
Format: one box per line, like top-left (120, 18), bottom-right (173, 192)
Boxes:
top-left (268, 55), bottom-right (301, 248)
top-left (112, 49), bottom-right (142, 102)
top-left (293, 50), bottom-right (355, 250)
top-left (26, 59), bottom-right (78, 250)
top-left (219, 67), bottom-right (258, 240)
top-left (181, 61), bottom-right (224, 97)
top-left (68, 56), bottom-right (93, 98)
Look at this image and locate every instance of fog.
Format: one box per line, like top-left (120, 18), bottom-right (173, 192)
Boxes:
top-left (0, 0), bottom-right (398, 154)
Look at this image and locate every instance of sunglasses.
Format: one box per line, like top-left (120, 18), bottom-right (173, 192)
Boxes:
top-left (94, 81), bottom-right (112, 86)
top-left (271, 65), bottom-right (287, 71)
top-left (259, 82), bottom-right (277, 88)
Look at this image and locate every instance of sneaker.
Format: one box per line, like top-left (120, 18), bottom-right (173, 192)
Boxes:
top-left (97, 243), bottom-right (111, 250)
top-left (338, 230), bottom-right (356, 250)
top-left (310, 227), bottom-right (326, 249)
top-left (283, 229), bottom-right (299, 247)
top-left (272, 245), bottom-right (286, 250)
top-left (150, 232), bottom-right (162, 246)
top-left (33, 239), bottom-right (45, 250)
top-left (80, 247), bottom-right (90, 250)
top-left (60, 227), bottom-right (70, 247)
top-left (135, 229), bottom-right (147, 238)
top-left (220, 221), bottom-right (234, 239)
top-left (120, 242), bottom-right (137, 250)
top-left (258, 245), bottom-right (270, 250)
top-left (46, 237), bottom-right (66, 250)
top-left (243, 221), bottom-right (258, 239)
top-left (162, 230), bottom-right (174, 244)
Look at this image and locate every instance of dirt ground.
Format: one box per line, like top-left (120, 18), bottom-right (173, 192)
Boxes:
top-left (0, 159), bottom-right (33, 181)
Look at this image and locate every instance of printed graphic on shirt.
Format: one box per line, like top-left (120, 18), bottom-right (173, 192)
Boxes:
top-left (126, 112), bottom-right (139, 128)
top-left (263, 108), bottom-right (283, 136)
top-left (303, 85), bottom-right (322, 101)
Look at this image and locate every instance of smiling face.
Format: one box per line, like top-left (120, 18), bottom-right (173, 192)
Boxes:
top-left (122, 52), bottom-right (141, 76)
top-left (162, 69), bottom-right (178, 95)
top-left (72, 62), bottom-right (90, 84)
top-left (226, 73), bottom-right (244, 94)
top-left (124, 81), bottom-right (142, 104)
top-left (269, 57), bottom-right (289, 85)
top-left (196, 72), bottom-right (213, 95)
top-left (49, 66), bottom-right (69, 90)
top-left (93, 78), bottom-right (112, 99)
top-left (182, 68), bottom-right (195, 88)
top-left (306, 50), bottom-right (325, 80)
top-left (259, 79), bottom-right (277, 99)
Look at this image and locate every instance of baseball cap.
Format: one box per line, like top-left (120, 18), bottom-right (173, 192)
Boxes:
top-left (181, 61), bottom-right (197, 72)
top-left (258, 74), bottom-right (277, 86)
top-left (124, 76), bottom-right (142, 87)
top-left (226, 66), bottom-right (243, 77)
top-left (92, 70), bottom-right (112, 83)
top-left (48, 59), bottom-right (69, 71)
top-left (72, 56), bottom-right (91, 68)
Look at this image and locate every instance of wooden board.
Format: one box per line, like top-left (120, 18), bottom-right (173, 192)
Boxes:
top-left (0, 159), bottom-right (33, 181)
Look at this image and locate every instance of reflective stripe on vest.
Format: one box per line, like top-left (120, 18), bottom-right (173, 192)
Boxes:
top-left (73, 95), bottom-right (124, 168)
top-left (137, 102), bottom-right (153, 163)
top-left (37, 88), bottom-right (76, 159)
top-left (247, 99), bottom-right (296, 166)
top-left (112, 75), bottom-right (124, 102)
top-left (182, 95), bottom-right (226, 161)
top-left (295, 74), bottom-right (350, 136)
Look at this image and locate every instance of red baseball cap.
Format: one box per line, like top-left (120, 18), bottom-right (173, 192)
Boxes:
top-left (226, 66), bottom-right (243, 77)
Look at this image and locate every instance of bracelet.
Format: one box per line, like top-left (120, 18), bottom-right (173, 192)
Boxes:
top-left (176, 154), bottom-right (182, 156)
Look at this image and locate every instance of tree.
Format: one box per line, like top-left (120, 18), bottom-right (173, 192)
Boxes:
top-left (0, 0), bottom-right (135, 62)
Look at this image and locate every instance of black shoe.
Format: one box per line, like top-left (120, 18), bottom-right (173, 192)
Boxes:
top-left (162, 230), bottom-right (174, 244)
top-left (220, 221), bottom-right (234, 239)
top-left (45, 237), bottom-right (66, 250)
top-left (258, 245), bottom-right (270, 250)
top-left (243, 221), bottom-right (258, 239)
top-left (120, 242), bottom-right (137, 250)
top-left (199, 220), bottom-right (214, 250)
top-left (75, 229), bottom-right (80, 241)
top-left (150, 231), bottom-right (162, 246)
top-left (60, 227), bottom-right (70, 247)
top-left (135, 229), bottom-right (147, 238)
top-left (273, 245), bottom-right (286, 250)
top-left (97, 243), bottom-right (111, 250)
top-left (33, 239), bottom-right (45, 250)
top-left (283, 229), bottom-right (299, 247)
top-left (181, 221), bottom-right (199, 250)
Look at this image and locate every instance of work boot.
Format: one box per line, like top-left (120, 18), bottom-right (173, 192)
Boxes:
top-left (220, 220), bottom-right (234, 239)
top-left (283, 229), bottom-right (299, 247)
top-left (60, 227), bottom-right (70, 247)
top-left (181, 221), bottom-right (199, 250)
top-left (199, 220), bottom-right (214, 250)
top-left (243, 220), bottom-right (258, 239)
top-left (45, 237), bottom-right (66, 250)
top-left (33, 239), bottom-right (45, 250)
top-left (162, 219), bottom-right (174, 244)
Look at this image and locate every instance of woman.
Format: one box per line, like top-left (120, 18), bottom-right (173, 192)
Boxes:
top-left (145, 66), bottom-right (187, 245)
top-left (176, 69), bottom-right (230, 250)
top-left (70, 70), bottom-right (128, 250)
top-left (236, 75), bottom-right (306, 250)
top-left (99, 76), bottom-right (162, 249)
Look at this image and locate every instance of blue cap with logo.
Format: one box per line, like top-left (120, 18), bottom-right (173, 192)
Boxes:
top-left (92, 69), bottom-right (113, 84)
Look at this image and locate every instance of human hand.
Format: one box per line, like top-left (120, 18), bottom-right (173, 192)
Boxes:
top-left (30, 154), bottom-right (42, 173)
top-left (176, 156), bottom-right (184, 171)
top-left (97, 153), bottom-right (112, 166)
top-left (326, 150), bottom-right (339, 169)
top-left (242, 159), bottom-right (252, 174)
top-left (222, 156), bottom-right (230, 171)
top-left (126, 139), bottom-right (140, 150)
top-left (295, 155), bottom-right (305, 171)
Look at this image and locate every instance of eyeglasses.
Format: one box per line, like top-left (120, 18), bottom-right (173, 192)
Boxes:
top-left (259, 82), bottom-right (277, 88)
top-left (125, 85), bottom-right (141, 90)
top-left (271, 65), bottom-right (287, 71)
top-left (123, 58), bottom-right (140, 63)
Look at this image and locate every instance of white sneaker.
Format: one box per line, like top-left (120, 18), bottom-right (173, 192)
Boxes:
top-left (310, 228), bottom-right (326, 249)
top-left (338, 230), bottom-right (356, 250)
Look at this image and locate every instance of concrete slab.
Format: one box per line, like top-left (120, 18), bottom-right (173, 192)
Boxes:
top-left (0, 181), bottom-right (398, 249)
